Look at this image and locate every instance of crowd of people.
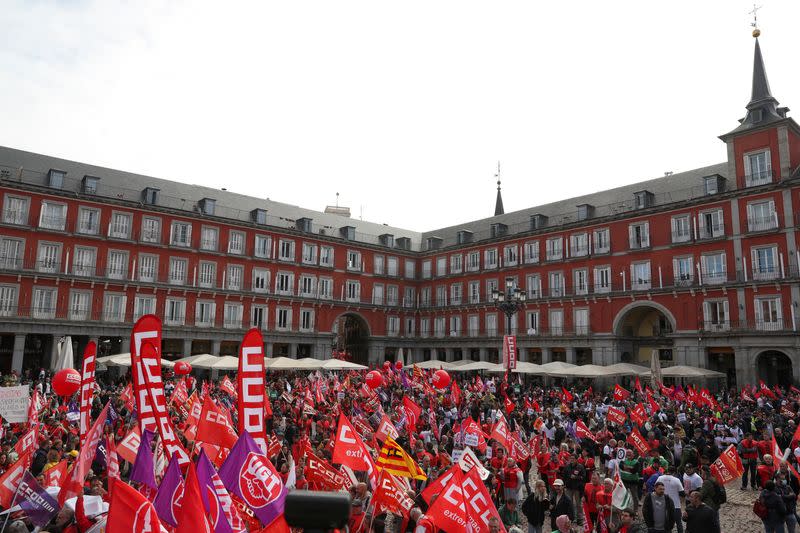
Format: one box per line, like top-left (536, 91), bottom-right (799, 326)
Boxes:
top-left (0, 365), bottom-right (798, 533)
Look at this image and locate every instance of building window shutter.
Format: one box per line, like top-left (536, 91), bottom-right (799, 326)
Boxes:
top-left (628, 225), bottom-right (635, 247)
top-left (643, 222), bottom-right (650, 247)
top-left (751, 248), bottom-right (758, 274)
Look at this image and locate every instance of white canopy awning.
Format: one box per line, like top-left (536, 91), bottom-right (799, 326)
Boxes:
top-left (95, 353), bottom-right (176, 368)
top-left (602, 363), bottom-right (651, 376)
top-left (321, 359), bottom-right (368, 370)
top-left (537, 361), bottom-right (578, 376)
top-left (406, 360), bottom-right (453, 370)
top-left (266, 357), bottom-right (325, 370)
top-left (450, 361), bottom-right (503, 372)
top-left (193, 355), bottom-right (241, 370)
top-left (660, 365), bottom-right (725, 378)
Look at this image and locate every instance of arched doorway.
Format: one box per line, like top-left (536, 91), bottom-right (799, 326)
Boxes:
top-left (332, 313), bottom-right (370, 366)
top-left (757, 350), bottom-right (794, 387)
top-left (614, 304), bottom-right (675, 365)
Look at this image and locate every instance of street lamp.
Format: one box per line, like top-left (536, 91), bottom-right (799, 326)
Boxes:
top-left (492, 277), bottom-right (527, 337)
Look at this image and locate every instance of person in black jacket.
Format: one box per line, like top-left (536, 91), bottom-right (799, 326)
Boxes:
top-left (521, 479), bottom-right (550, 533)
top-left (642, 481), bottom-right (676, 533)
top-left (682, 491), bottom-right (719, 533)
top-left (773, 473), bottom-right (796, 533)
top-left (549, 479), bottom-right (575, 532)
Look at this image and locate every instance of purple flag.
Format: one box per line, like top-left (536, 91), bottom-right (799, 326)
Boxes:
top-left (17, 470), bottom-right (59, 527)
top-left (153, 455), bottom-right (184, 527)
top-left (219, 431), bottom-right (286, 527)
top-left (130, 429), bottom-right (157, 490)
top-left (196, 449), bottom-right (235, 533)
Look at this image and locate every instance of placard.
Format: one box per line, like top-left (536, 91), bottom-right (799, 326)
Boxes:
top-left (464, 433), bottom-right (479, 447)
top-left (0, 385), bottom-right (29, 423)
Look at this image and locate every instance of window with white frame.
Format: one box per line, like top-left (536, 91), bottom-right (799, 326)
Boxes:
top-left (628, 222), bottom-right (650, 249)
top-left (672, 256), bottom-right (694, 286)
top-left (744, 149), bottom-right (771, 186)
top-left (747, 199), bottom-right (778, 232)
top-left (549, 308), bottom-right (564, 335)
top-left (698, 209), bottom-right (724, 239)
top-left (504, 245), bottom-right (518, 266)
top-left (436, 285), bottom-right (447, 306)
top-left (141, 217), bottom-right (161, 243)
top-left (387, 316), bottom-right (400, 336)
top-left (138, 254), bottom-right (158, 283)
top-left (593, 229), bottom-right (610, 254)
top-left (226, 265), bottom-right (243, 290)
top-left (254, 235), bottom-right (272, 258)
top-left (486, 278), bottom-right (498, 299)
top-left (420, 317), bottom-right (430, 338)
top-left (133, 295), bottom-right (156, 320)
top-left (198, 261), bottom-right (216, 288)
top-left (103, 293), bottom-right (127, 322)
top-left (319, 277), bottom-right (333, 299)
top-left (631, 261), bottom-right (651, 290)
top-left (526, 274), bottom-right (541, 299)
top-left (523, 241), bottom-right (539, 264)
top-left (573, 269), bottom-right (588, 296)
top-left (485, 313), bottom-right (498, 336)
top-left (372, 284), bottom-right (384, 305)
top-left (404, 259), bottom-right (415, 279)
top-left (751, 245), bottom-right (779, 280)
top-left (467, 251), bottom-right (480, 272)
top-left (449, 283), bottom-right (462, 305)
top-left (300, 309), bottom-right (314, 331)
top-left (546, 237), bottom-right (563, 261)
top-left (223, 303), bottom-right (243, 328)
top-left (168, 258), bottom-right (187, 285)
top-left (386, 256), bottom-right (399, 277)
top-left (170, 221), bottom-right (192, 247)
top-left (436, 256), bottom-right (447, 276)
top-left (195, 301), bottom-right (216, 327)
top-left (164, 298), bottom-right (186, 325)
top-left (346, 280), bottom-right (360, 302)
top-left (77, 207), bottom-right (100, 235)
top-left (2, 195), bottom-right (29, 225)
top-left (276, 307), bottom-right (292, 330)
top-left (69, 291), bottom-right (90, 321)
top-left (106, 250), bottom-right (129, 280)
top-left (278, 239), bottom-right (295, 261)
top-left (469, 281), bottom-right (480, 303)
top-left (37, 242), bottom-right (61, 274)
top-left (755, 296), bottom-right (782, 330)
top-left (302, 243), bottom-right (317, 264)
top-left (32, 287), bottom-right (56, 319)
top-left (347, 250), bottom-right (362, 271)
top-left (701, 252), bottom-right (727, 284)
top-left (387, 285), bottom-right (398, 306)
top-left (374, 255), bottom-right (385, 275)
top-left (593, 266), bottom-right (611, 293)
top-left (404, 317), bottom-right (415, 336)
top-left (526, 311), bottom-right (539, 335)
top-left (420, 287), bottom-right (431, 306)
top-left (468, 314), bottom-right (479, 336)
top-left (422, 260), bottom-right (432, 278)
top-left (252, 268), bottom-right (269, 293)
top-left (403, 287), bottom-right (415, 307)
top-left (276, 272), bottom-right (294, 295)
top-left (703, 300), bottom-right (729, 331)
top-left (299, 274), bottom-right (316, 297)
top-left (0, 285), bottom-right (18, 317)
top-left (570, 233), bottom-right (589, 257)
top-left (320, 246), bottom-right (334, 267)
top-left (549, 271), bottom-right (564, 297)
top-left (200, 226), bottom-right (219, 251)
top-left (671, 214), bottom-right (691, 243)
top-left (251, 305), bottom-right (267, 329)
top-left (449, 315), bottom-right (461, 336)
top-left (39, 202), bottom-right (66, 231)
top-left (228, 231), bottom-right (245, 254)
top-left (0, 237), bottom-right (23, 270)
top-left (73, 247), bottom-right (96, 277)
top-left (434, 317), bottom-right (446, 338)
top-left (449, 254), bottom-right (462, 274)
top-left (574, 308), bottom-right (589, 335)
top-left (484, 249), bottom-right (498, 269)
top-left (109, 212), bottom-right (132, 239)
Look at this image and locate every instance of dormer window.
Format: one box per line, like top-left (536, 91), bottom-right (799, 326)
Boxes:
top-left (703, 174), bottom-right (725, 195)
top-left (251, 209), bottom-right (267, 225)
top-left (426, 236), bottom-right (443, 250)
top-left (81, 175), bottom-right (99, 195)
top-left (297, 217), bottom-right (313, 232)
top-left (576, 204), bottom-right (594, 221)
top-left (457, 230), bottom-right (473, 245)
top-left (633, 191), bottom-right (654, 209)
top-left (142, 187), bottom-right (159, 205)
top-left (751, 109), bottom-right (763, 123)
top-left (530, 214), bottom-right (548, 230)
top-left (340, 226), bottom-right (356, 240)
top-left (490, 223), bottom-right (507, 238)
top-left (48, 169), bottom-right (65, 189)
top-left (379, 233), bottom-right (394, 247)
top-left (396, 237), bottom-right (411, 250)
top-left (199, 198), bottom-right (216, 215)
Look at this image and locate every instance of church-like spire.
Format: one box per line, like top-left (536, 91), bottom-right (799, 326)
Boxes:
top-left (750, 37), bottom-right (775, 107)
top-left (493, 162), bottom-right (504, 216)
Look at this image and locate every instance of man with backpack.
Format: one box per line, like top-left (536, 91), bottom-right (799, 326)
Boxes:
top-left (698, 467), bottom-right (726, 519)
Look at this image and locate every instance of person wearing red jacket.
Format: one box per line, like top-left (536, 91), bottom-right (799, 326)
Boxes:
top-left (738, 432), bottom-right (759, 490)
top-left (757, 455), bottom-right (776, 488)
top-left (582, 471), bottom-right (604, 527)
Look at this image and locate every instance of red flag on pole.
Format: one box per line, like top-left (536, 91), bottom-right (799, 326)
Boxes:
top-left (613, 384), bottom-right (631, 402)
top-left (106, 479), bottom-right (162, 533)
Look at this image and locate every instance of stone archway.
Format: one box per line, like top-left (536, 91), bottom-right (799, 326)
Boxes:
top-left (613, 303), bottom-right (676, 364)
top-left (331, 312), bottom-right (371, 366)
top-left (756, 350), bottom-right (794, 387)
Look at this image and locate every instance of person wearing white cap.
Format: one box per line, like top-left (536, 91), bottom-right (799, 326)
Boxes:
top-left (548, 479), bottom-right (575, 532)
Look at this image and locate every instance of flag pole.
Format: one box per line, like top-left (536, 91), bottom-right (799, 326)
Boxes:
top-left (1, 473), bottom-right (23, 532)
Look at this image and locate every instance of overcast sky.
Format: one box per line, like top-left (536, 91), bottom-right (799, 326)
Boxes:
top-left (2, 1), bottom-right (799, 232)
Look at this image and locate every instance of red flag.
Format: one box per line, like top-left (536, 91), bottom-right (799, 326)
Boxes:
top-left (791, 420), bottom-right (800, 445)
top-left (630, 404), bottom-right (648, 427)
top-left (451, 379), bottom-right (462, 406)
top-left (424, 467), bottom-right (469, 533)
top-left (606, 406), bottom-right (627, 426)
top-left (613, 384), bottom-right (631, 402)
top-left (508, 431), bottom-right (530, 461)
top-left (626, 428), bottom-right (650, 456)
top-left (561, 387), bottom-right (574, 402)
top-left (107, 479), bottom-right (162, 533)
top-left (176, 463), bottom-right (212, 533)
top-left (647, 391), bottom-right (661, 413)
top-left (117, 426), bottom-right (142, 465)
top-left (402, 396), bottom-right (422, 430)
top-left (583, 502), bottom-right (594, 533)
top-left (79, 341), bottom-right (97, 446)
top-left (635, 376), bottom-right (642, 394)
top-left (197, 396), bottom-right (238, 450)
top-left (14, 427), bottom-right (37, 458)
top-left (42, 459), bottom-right (68, 488)
top-left (375, 415), bottom-right (399, 443)
top-left (332, 414), bottom-right (378, 488)
top-left (130, 314), bottom-right (163, 433)
top-left (303, 444), bottom-right (348, 490)
top-left (373, 469), bottom-right (414, 517)
top-left (490, 414), bottom-right (510, 450)
top-left (0, 451), bottom-right (32, 508)
top-left (107, 436), bottom-right (121, 494)
top-left (710, 444), bottom-right (744, 484)
top-left (220, 375), bottom-right (237, 398)
top-left (575, 420), bottom-right (596, 442)
top-left (60, 402), bottom-right (110, 505)
top-left (759, 380), bottom-right (777, 399)
top-left (238, 328), bottom-right (267, 453)
top-left (504, 396), bottom-right (515, 415)
top-left (421, 464), bottom-right (460, 504)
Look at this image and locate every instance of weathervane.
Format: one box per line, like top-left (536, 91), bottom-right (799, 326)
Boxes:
top-left (750, 4), bottom-right (762, 37)
top-left (495, 161), bottom-right (501, 190)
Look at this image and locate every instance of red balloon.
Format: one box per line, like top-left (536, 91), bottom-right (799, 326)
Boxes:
top-left (53, 368), bottom-right (81, 397)
top-left (432, 369), bottom-right (451, 389)
top-left (366, 370), bottom-right (383, 389)
top-left (395, 361), bottom-right (403, 370)
top-left (383, 361), bottom-right (391, 370)
top-left (174, 361), bottom-right (192, 375)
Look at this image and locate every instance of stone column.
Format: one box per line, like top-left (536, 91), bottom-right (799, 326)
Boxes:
top-left (289, 343), bottom-right (298, 359)
top-left (479, 348), bottom-right (488, 362)
top-left (541, 347), bottom-right (552, 364)
top-left (565, 346), bottom-right (577, 365)
top-left (182, 339), bottom-right (193, 357)
top-left (211, 339), bottom-right (222, 356)
top-left (264, 342), bottom-right (273, 358)
top-left (120, 337), bottom-right (131, 353)
top-left (11, 334), bottom-right (25, 373)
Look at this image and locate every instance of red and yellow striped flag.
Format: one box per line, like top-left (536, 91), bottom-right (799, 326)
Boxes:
top-left (376, 437), bottom-right (427, 480)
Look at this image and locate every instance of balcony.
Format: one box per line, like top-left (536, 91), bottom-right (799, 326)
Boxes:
top-left (629, 237), bottom-right (650, 250)
top-left (2, 209), bottom-right (28, 226)
top-left (747, 214), bottom-right (779, 233)
top-left (631, 278), bottom-right (651, 291)
top-left (752, 266), bottom-right (780, 281)
top-left (223, 319), bottom-right (243, 329)
top-left (39, 215), bottom-right (66, 231)
top-left (702, 320), bottom-right (730, 333)
top-left (745, 170), bottom-right (773, 188)
top-left (671, 231), bottom-right (692, 244)
top-left (697, 223), bottom-right (725, 240)
top-left (570, 245), bottom-right (589, 257)
top-left (200, 239), bottom-right (218, 251)
top-left (702, 270), bottom-right (728, 285)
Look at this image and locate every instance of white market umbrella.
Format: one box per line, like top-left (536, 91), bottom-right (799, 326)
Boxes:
top-left (405, 360), bottom-right (452, 370)
top-left (321, 359), bottom-right (368, 370)
top-left (603, 363), bottom-right (651, 376)
top-left (538, 361), bottom-right (578, 376)
top-left (173, 354), bottom-right (218, 367)
top-left (511, 362), bottom-right (547, 375)
top-left (650, 349), bottom-right (664, 386)
top-left (95, 353), bottom-right (176, 368)
top-left (197, 356), bottom-right (240, 371)
top-left (52, 335), bottom-right (74, 371)
top-left (660, 365), bottom-right (725, 378)
top-left (267, 357), bottom-right (324, 370)
top-left (450, 361), bottom-right (503, 372)
top-left (396, 347), bottom-right (405, 368)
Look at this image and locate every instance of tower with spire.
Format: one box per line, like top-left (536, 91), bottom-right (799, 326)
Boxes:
top-left (720, 27), bottom-right (800, 185)
top-left (494, 162), bottom-right (504, 216)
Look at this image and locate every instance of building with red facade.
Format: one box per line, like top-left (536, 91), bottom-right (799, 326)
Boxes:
top-left (1, 36), bottom-right (799, 386)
